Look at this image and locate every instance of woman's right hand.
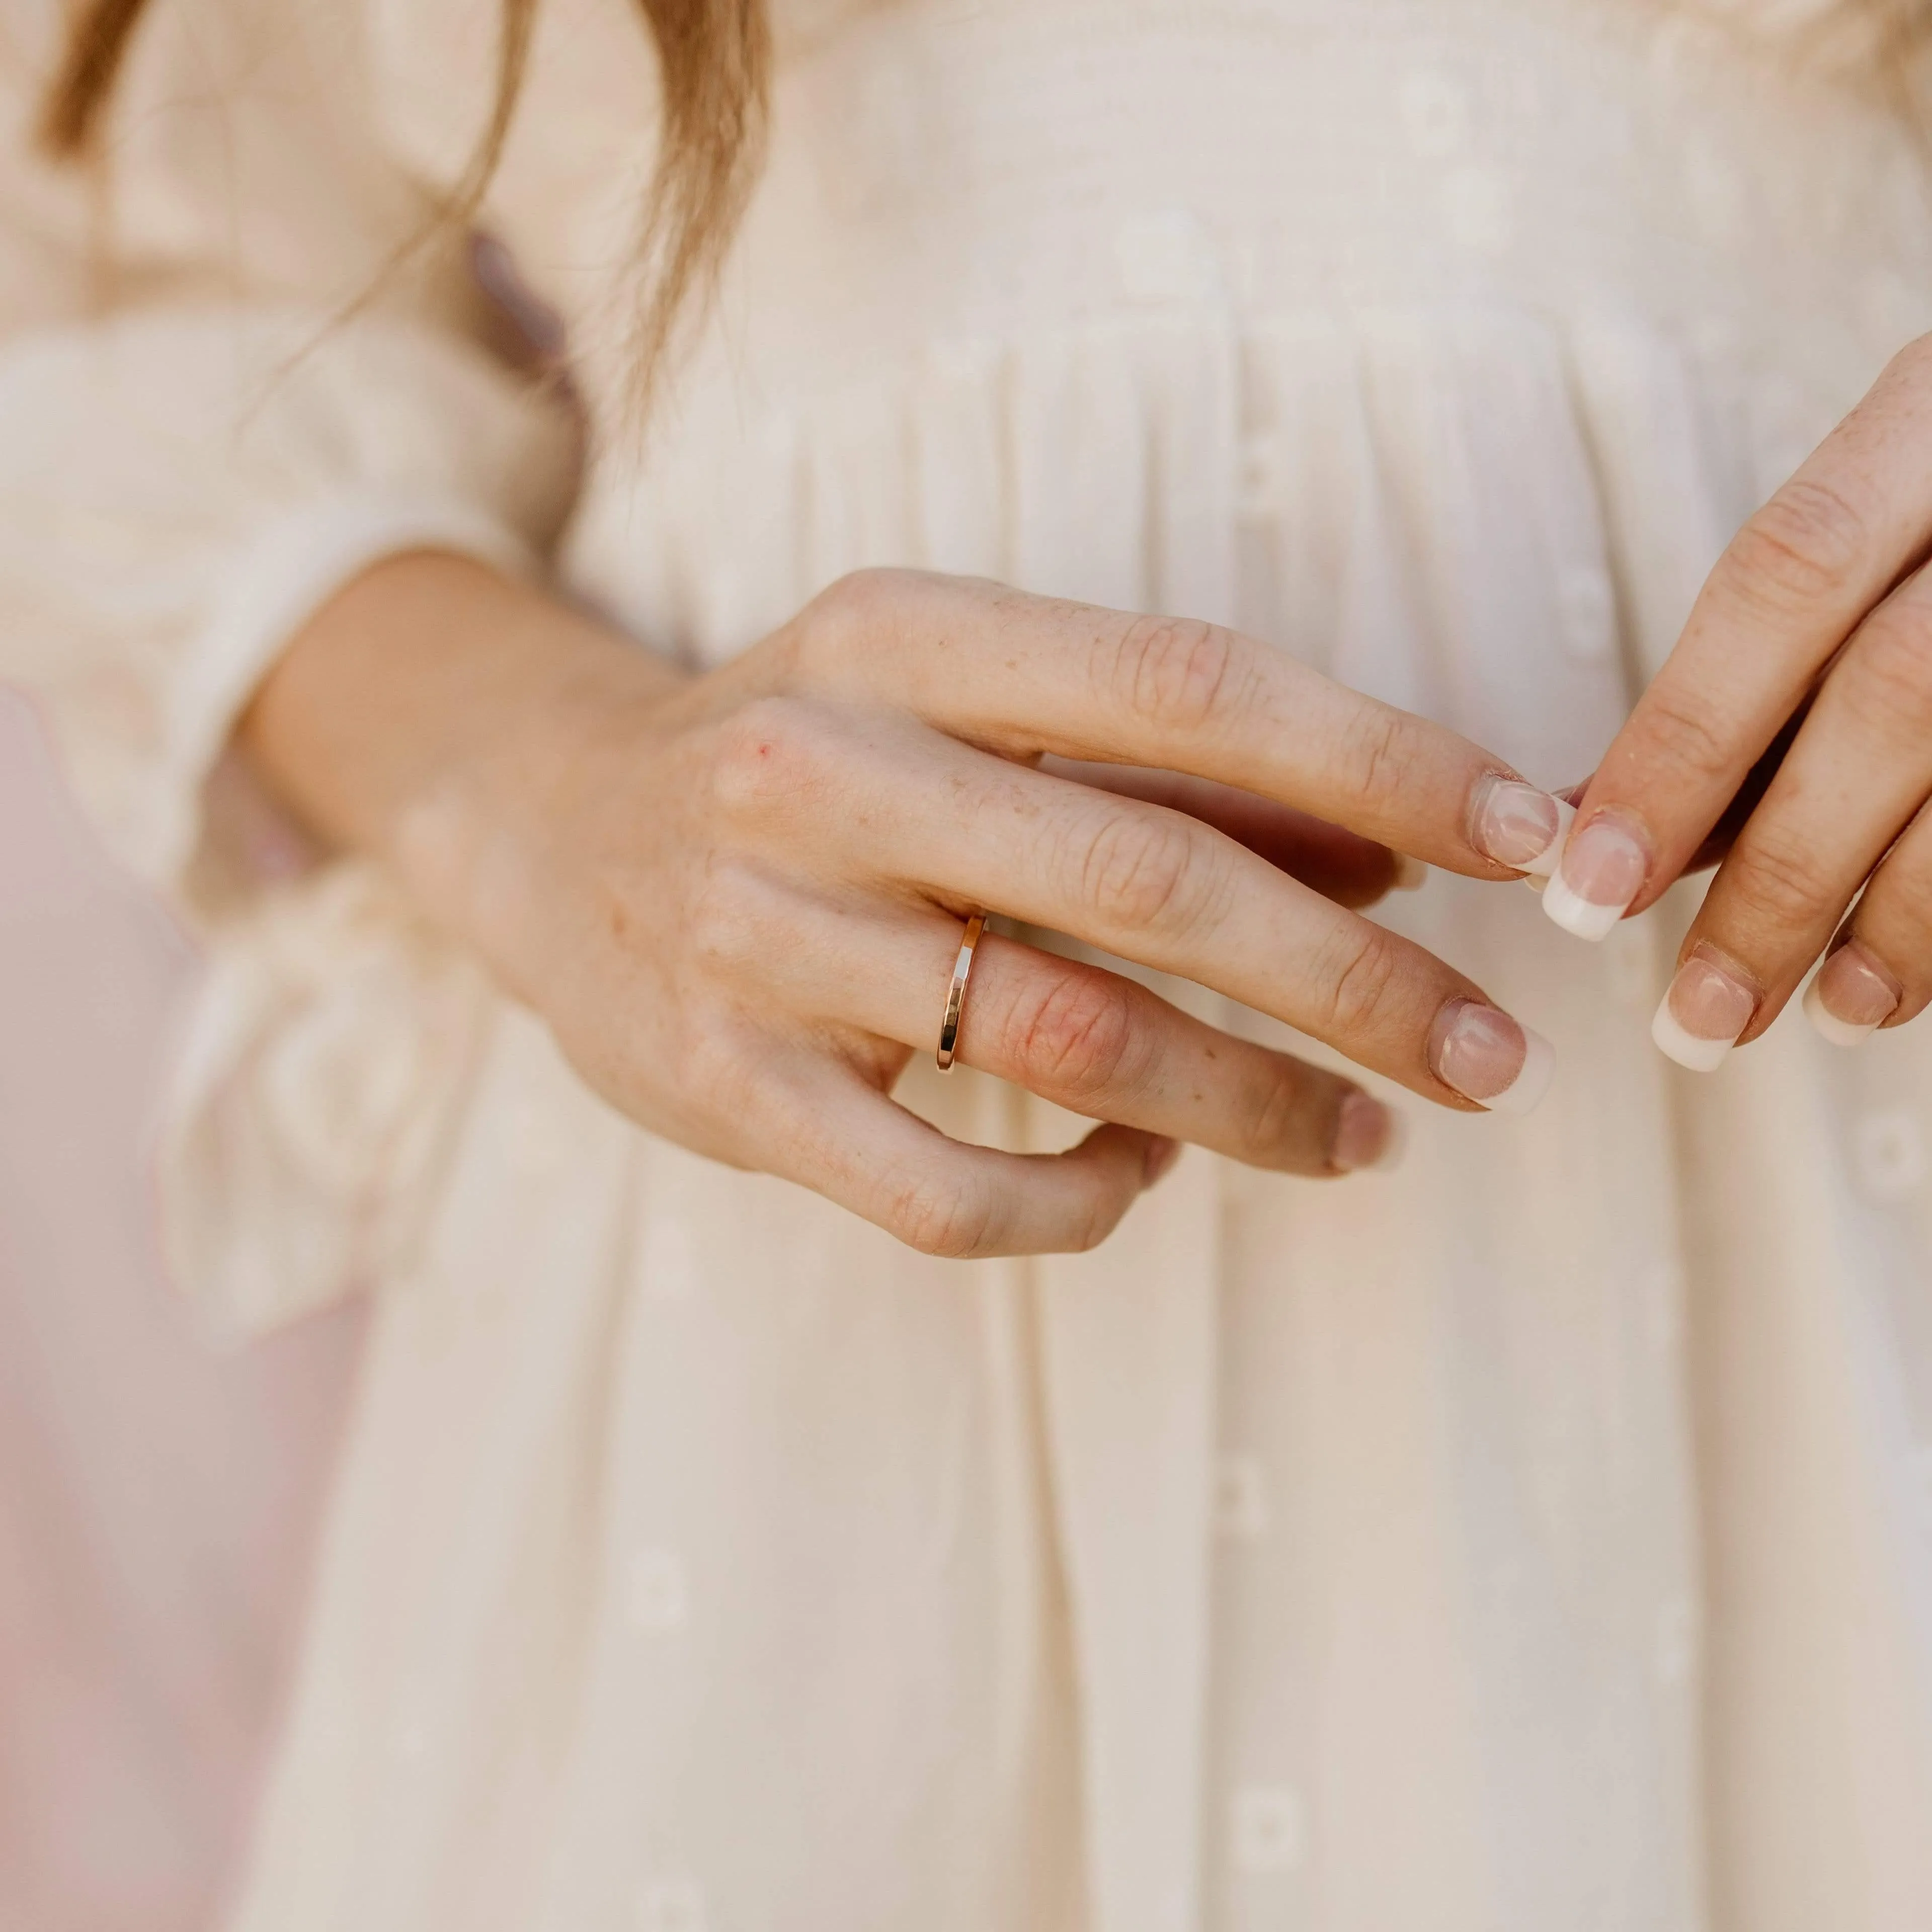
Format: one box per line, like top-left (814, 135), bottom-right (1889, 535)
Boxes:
top-left (248, 556), bottom-right (1566, 1258)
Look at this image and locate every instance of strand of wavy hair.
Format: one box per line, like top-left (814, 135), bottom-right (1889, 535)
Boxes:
top-left (36, 0), bottom-right (770, 409)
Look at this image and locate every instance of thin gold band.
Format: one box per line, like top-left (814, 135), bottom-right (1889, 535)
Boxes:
top-left (936, 912), bottom-right (988, 1072)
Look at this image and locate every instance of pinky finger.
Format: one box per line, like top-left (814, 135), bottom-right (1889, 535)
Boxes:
top-left (1803, 813), bottom-right (1932, 1046)
top-left (772, 1063), bottom-right (1175, 1258)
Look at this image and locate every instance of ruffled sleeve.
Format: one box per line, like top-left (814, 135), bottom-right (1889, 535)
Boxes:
top-left (0, 0), bottom-right (580, 1330)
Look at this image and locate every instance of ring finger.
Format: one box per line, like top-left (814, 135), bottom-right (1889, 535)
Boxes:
top-left (818, 904), bottom-right (1407, 1175)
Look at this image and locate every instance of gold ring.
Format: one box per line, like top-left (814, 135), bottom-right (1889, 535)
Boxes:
top-left (936, 912), bottom-right (988, 1072)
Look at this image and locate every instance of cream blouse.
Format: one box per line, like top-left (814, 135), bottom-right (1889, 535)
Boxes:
top-left (5, 0), bottom-right (1932, 1926)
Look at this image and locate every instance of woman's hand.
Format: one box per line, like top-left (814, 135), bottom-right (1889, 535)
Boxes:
top-left (247, 556), bottom-right (1564, 1257)
top-left (1542, 336), bottom-right (1932, 1066)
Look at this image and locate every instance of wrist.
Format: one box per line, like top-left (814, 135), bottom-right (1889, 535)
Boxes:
top-left (243, 551), bottom-right (687, 969)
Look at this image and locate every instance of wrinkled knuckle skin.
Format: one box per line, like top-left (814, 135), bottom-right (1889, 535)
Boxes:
top-left (1318, 924), bottom-right (1406, 1042)
top-left (1003, 970), bottom-right (1146, 1106)
top-left (1724, 823), bottom-right (1840, 934)
top-left (1082, 808), bottom-right (1213, 935)
top-left (1109, 615), bottom-right (1251, 737)
top-left (890, 1174), bottom-right (998, 1259)
top-left (1236, 1061), bottom-right (1317, 1168)
top-left (1723, 477), bottom-right (1870, 611)
top-left (1848, 604), bottom-right (1932, 737)
top-left (1629, 686), bottom-right (1736, 788)
top-left (1339, 706), bottom-right (1413, 821)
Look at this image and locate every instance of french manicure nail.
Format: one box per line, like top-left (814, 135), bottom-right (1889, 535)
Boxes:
top-left (1651, 947), bottom-right (1757, 1071)
top-left (1470, 775), bottom-right (1572, 874)
top-left (1543, 809), bottom-right (1651, 941)
top-left (1332, 1088), bottom-right (1406, 1172)
top-left (1804, 944), bottom-right (1901, 1048)
top-left (1429, 998), bottom-right (1556, 1114)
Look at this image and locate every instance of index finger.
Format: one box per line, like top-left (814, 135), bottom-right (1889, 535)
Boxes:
top-left (1545, 335), bottom-right (1932, 937)
top-left (787, 569), bottom-right (1571, 881)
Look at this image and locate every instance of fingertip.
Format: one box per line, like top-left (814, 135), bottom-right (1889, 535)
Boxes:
top-left (1542, 868), bottom-right (1627, 941)
top-left (1804, 974), bottom-right (1871, 1047)
top-left (1480, 1025), bottom-right (1557, 1115)
top-left (1331, 1089), bottom-right (1406, 1173)
top-left (1805, 944), bottom-right (1900, 1047)
top-left (1141, 1134), bottom-right (1182, 1186)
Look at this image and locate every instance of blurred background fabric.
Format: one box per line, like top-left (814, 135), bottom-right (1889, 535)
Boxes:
top-left (0, 689), bottom-right (361, 1931)
top-left (0, 10), bottom-right (360, 1920)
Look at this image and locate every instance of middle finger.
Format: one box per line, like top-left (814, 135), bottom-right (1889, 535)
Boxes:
top-left (1652, 560), bottom-right (1932, 1067)
top-left (804, 716), bottom-right (1556, 1112)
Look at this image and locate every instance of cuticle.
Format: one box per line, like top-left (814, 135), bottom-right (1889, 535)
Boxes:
top-left (1681, 938), bottom-right (1764, 1004)
top-left (1843, 938), bottom-right (1906, 1004)
top-left (1465, 767), bottom-right (1548, 872)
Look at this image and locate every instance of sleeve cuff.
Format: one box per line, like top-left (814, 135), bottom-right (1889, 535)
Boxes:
top-left (148, 492), bottom-right (539, 890)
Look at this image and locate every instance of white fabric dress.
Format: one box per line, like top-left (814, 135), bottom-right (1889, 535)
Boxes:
top-left (6, 0), bottom-right (1932, 1925)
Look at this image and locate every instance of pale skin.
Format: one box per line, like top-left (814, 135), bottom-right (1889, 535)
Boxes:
top-left (1550, 334), bottom-right (1932, 1060)
top-left (242, 555), bottom-right (1567, 1257)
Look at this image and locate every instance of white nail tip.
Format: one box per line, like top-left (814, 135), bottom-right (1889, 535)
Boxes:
top-left (1541, 870), bottom-right (1629, 941)
top-left (1516, 796), bottom-right (1576, 879)
top-left (1481, 1026), bottom-right (1556, 1115)
top-left (1803, 975), bottom-right (1878, 1049)
top-left (1650, 998), bottom-right (1737, 1072)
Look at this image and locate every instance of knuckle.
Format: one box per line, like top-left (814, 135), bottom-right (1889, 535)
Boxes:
top-left (1628, 684), bottom-right (1736, 787)
top-left (1847, 602), bottom-right (1932, 734)
top-left (1722, 476), bottom-right (1870, 611)
top-left (682, 861), bottom-right (768, 978)
top-left (1336, 705), bottom-right (1415, 820)
top-left (1886, 332), bottom-right (1932, 385)
top-left (796, 566), bottom-right (924, 666)
top-left (668, 1015), bottom-right (760, 1124)
top-left (1075, 808), bottom-right (1218, 935)
top-left (888, 1172), bottom-right (997, 1259)
top-left (1236, 1060), bottom-right (1314, 1166)
top-left (1003, 969), bottom-right (1146, 1105)
top-left (1315, 922), bottom-right (1406, 1041)
top-left (1106, 614), bottom-right (1253, 737)
top-left (1724, 821), bottom-right (1839, 931)
top-left (707, 695), bottom-right (833, 816)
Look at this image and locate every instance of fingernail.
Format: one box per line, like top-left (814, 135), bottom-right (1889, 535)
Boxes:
top-left (1143, 1135), bottom-right (1182, 1185)
top-left (1542, 809), bottom-right (1651, 941)
top-left (1804, 943), bottom-right (1901, 1048)
top-left (1391, 853), bottom-right (1428, 892)
top-left (1651, 947), bottom-right (1757, 1071)
top-left (1470, 775), bottom-right (1572, 874)
top-left (1428, 998), bottom-right (1557, 1114)
top-left (1331, 1088), bottom-right (1406, 1172)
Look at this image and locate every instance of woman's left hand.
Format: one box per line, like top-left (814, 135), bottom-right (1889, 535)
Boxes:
top-left (1540, 334), bottom-right (1932, 1066)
